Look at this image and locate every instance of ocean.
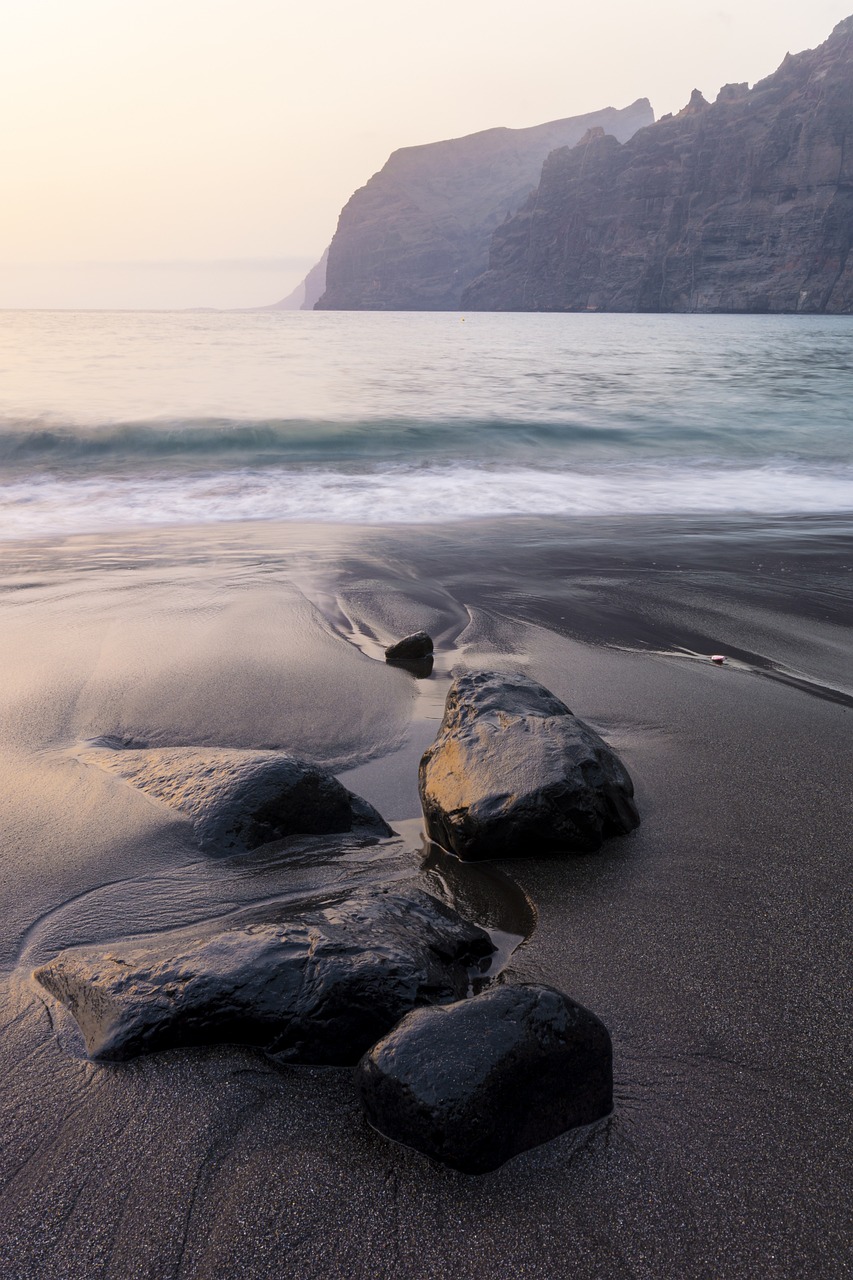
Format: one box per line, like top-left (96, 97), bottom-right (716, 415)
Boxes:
top-left (1, 308), bottom-right (851, 1277)
top-left (0, 310), bottom-right (851, 540)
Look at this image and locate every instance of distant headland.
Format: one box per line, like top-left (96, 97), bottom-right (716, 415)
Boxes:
top-left (273, 100), bottom-right (655, 311)
top-left (279, 16), bottom-right (852, 315)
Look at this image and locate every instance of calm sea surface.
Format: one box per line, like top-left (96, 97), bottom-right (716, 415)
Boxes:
top-left (0, 311), bottom-right (850, 540)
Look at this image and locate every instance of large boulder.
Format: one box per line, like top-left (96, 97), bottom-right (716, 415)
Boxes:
top-left (34, 889), bottom-right (495, 1066)
top-left (78, 743), bottom-right (392, 852)
top-left (356, 983), bottom-right (613, 1173)
top-left (419, 671), bottom-right (639, 860)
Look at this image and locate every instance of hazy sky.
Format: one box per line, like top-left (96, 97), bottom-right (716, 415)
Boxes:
top-left (1, 0), bottom-right (850, 308)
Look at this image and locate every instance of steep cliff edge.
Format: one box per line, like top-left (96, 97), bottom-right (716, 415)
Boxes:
top-left (314, 100), bottom-right (654, 311)
top-left (464, 18), bottom-right (853, 314)
top-left (271, 249), bottom-right (329, 311)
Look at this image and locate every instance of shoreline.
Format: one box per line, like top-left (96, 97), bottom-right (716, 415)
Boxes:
top-left (0, 512), bottom-right (850, 1278)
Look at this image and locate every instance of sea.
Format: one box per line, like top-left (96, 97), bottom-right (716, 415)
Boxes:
top-left (0, 310), bottom-right (851, 542)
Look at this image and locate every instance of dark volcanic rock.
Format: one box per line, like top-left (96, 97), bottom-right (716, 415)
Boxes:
top-left (78, 745), bottom-right (392, 852)
top-left (34, 889), bottom-right (495, 1065)
top-left (464, 18), bottom-right (853, 314)
top-left (385, 630), bottom-right (434, 663)
top-left (315, 100), bottom-right (653, 311)
top-left (419, 671), bottom-right (639, 860)
top-left (356, 983), bottom-right (613, 1173)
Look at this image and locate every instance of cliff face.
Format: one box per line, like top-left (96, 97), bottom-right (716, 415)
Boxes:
top-left (272, 248), bottom-right (329, 311)
top-left (464, 18), bottom-right (853, 314)
top-left (314, 100), bottom-right (654, 311)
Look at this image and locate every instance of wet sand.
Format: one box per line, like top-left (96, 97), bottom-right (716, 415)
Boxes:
top-left (0, 514), bottom-right (850, 1279)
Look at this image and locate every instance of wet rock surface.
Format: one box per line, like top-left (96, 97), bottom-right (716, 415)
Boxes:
top-left (419, 670), bottom-right (639, 860)
top-left (356, 983), bottom-right (613, 1173)
top-left (384, 630), bottom-right (434, 663)
top-left (78, 744), bottom-right (392, 852)
top-left (34, 888), bottom-right (496, 1066)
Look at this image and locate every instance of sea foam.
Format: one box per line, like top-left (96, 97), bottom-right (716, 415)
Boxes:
top-left (1, 310), bottom-right (851, 540)
top-left (2, 461), bottom-right (851, 540)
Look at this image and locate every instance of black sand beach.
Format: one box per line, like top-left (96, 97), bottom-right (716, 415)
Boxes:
top-left (0, 513), bottom-right (850, 1279)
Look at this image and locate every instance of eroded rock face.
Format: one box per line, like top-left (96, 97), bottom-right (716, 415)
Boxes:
top-left (315, 100), bottom-right (653, 311)
top-left (34, 889), bottom-right (495, 1065)
top-left (356, 983), bottom-right (613, 1173)
top-left (78, 745), bottom-right (392, 852)
top-left (419, 671), bottom-right (639, 860)
top-left (464, 18), bottom-right (853, 314)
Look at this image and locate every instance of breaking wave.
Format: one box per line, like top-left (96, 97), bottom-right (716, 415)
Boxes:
top-left (2, 310), bottom-right (851, 539)
top-left (2, 460), bottom-right (851, 540)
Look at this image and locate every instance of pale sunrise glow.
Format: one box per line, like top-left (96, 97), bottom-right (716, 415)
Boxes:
top-left (1, 0), bottom-right (851, 307)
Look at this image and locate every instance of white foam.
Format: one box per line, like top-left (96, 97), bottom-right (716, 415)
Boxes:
top-left (2, 462), bottom-right (851, 541)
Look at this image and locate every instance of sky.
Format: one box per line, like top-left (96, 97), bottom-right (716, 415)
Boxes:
top-left (1, 0), bottom-right (850, 309)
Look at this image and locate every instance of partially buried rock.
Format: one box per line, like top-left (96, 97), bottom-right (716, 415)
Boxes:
top-left (385, 630), bottom-right (434, 663)
top-left (78, 745), bottom-right (391, 852)
top-left (34, 889), bottom-right (495, 1066)
top-left (419, 670), bottom-right (639, 860)
top-left (356, 983), bottom-right (613, 1173)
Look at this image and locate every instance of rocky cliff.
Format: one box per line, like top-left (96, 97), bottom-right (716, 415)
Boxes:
top-left (463, 18), bottom-right (853, 314)
top-left (272, 248), bottom-right (329, 311)
top-left (314, 100), bottom-right (654, 311)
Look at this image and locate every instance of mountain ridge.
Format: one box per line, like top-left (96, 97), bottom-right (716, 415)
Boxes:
top-left (312, 99), bottom-right (655, 311)
top-left (463, 17), bottom-right (853, 314)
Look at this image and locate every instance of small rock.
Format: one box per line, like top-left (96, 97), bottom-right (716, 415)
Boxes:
top-left (356, 983), bottom-right (613, 1173)
top-left (35, 889), bottom-right (495, 1066)
top-left (77, 745), bottom-right (392, 852)
top-left (710, 654), bottom-right (727, 665)
top-left (419, 670), bottom-right (639, 860)
top-left (385, 631), bottom-right (434, 663)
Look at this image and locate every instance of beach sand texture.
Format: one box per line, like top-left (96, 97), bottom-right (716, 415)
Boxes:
top-left (0, 514), bottom-right (850, 1279)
